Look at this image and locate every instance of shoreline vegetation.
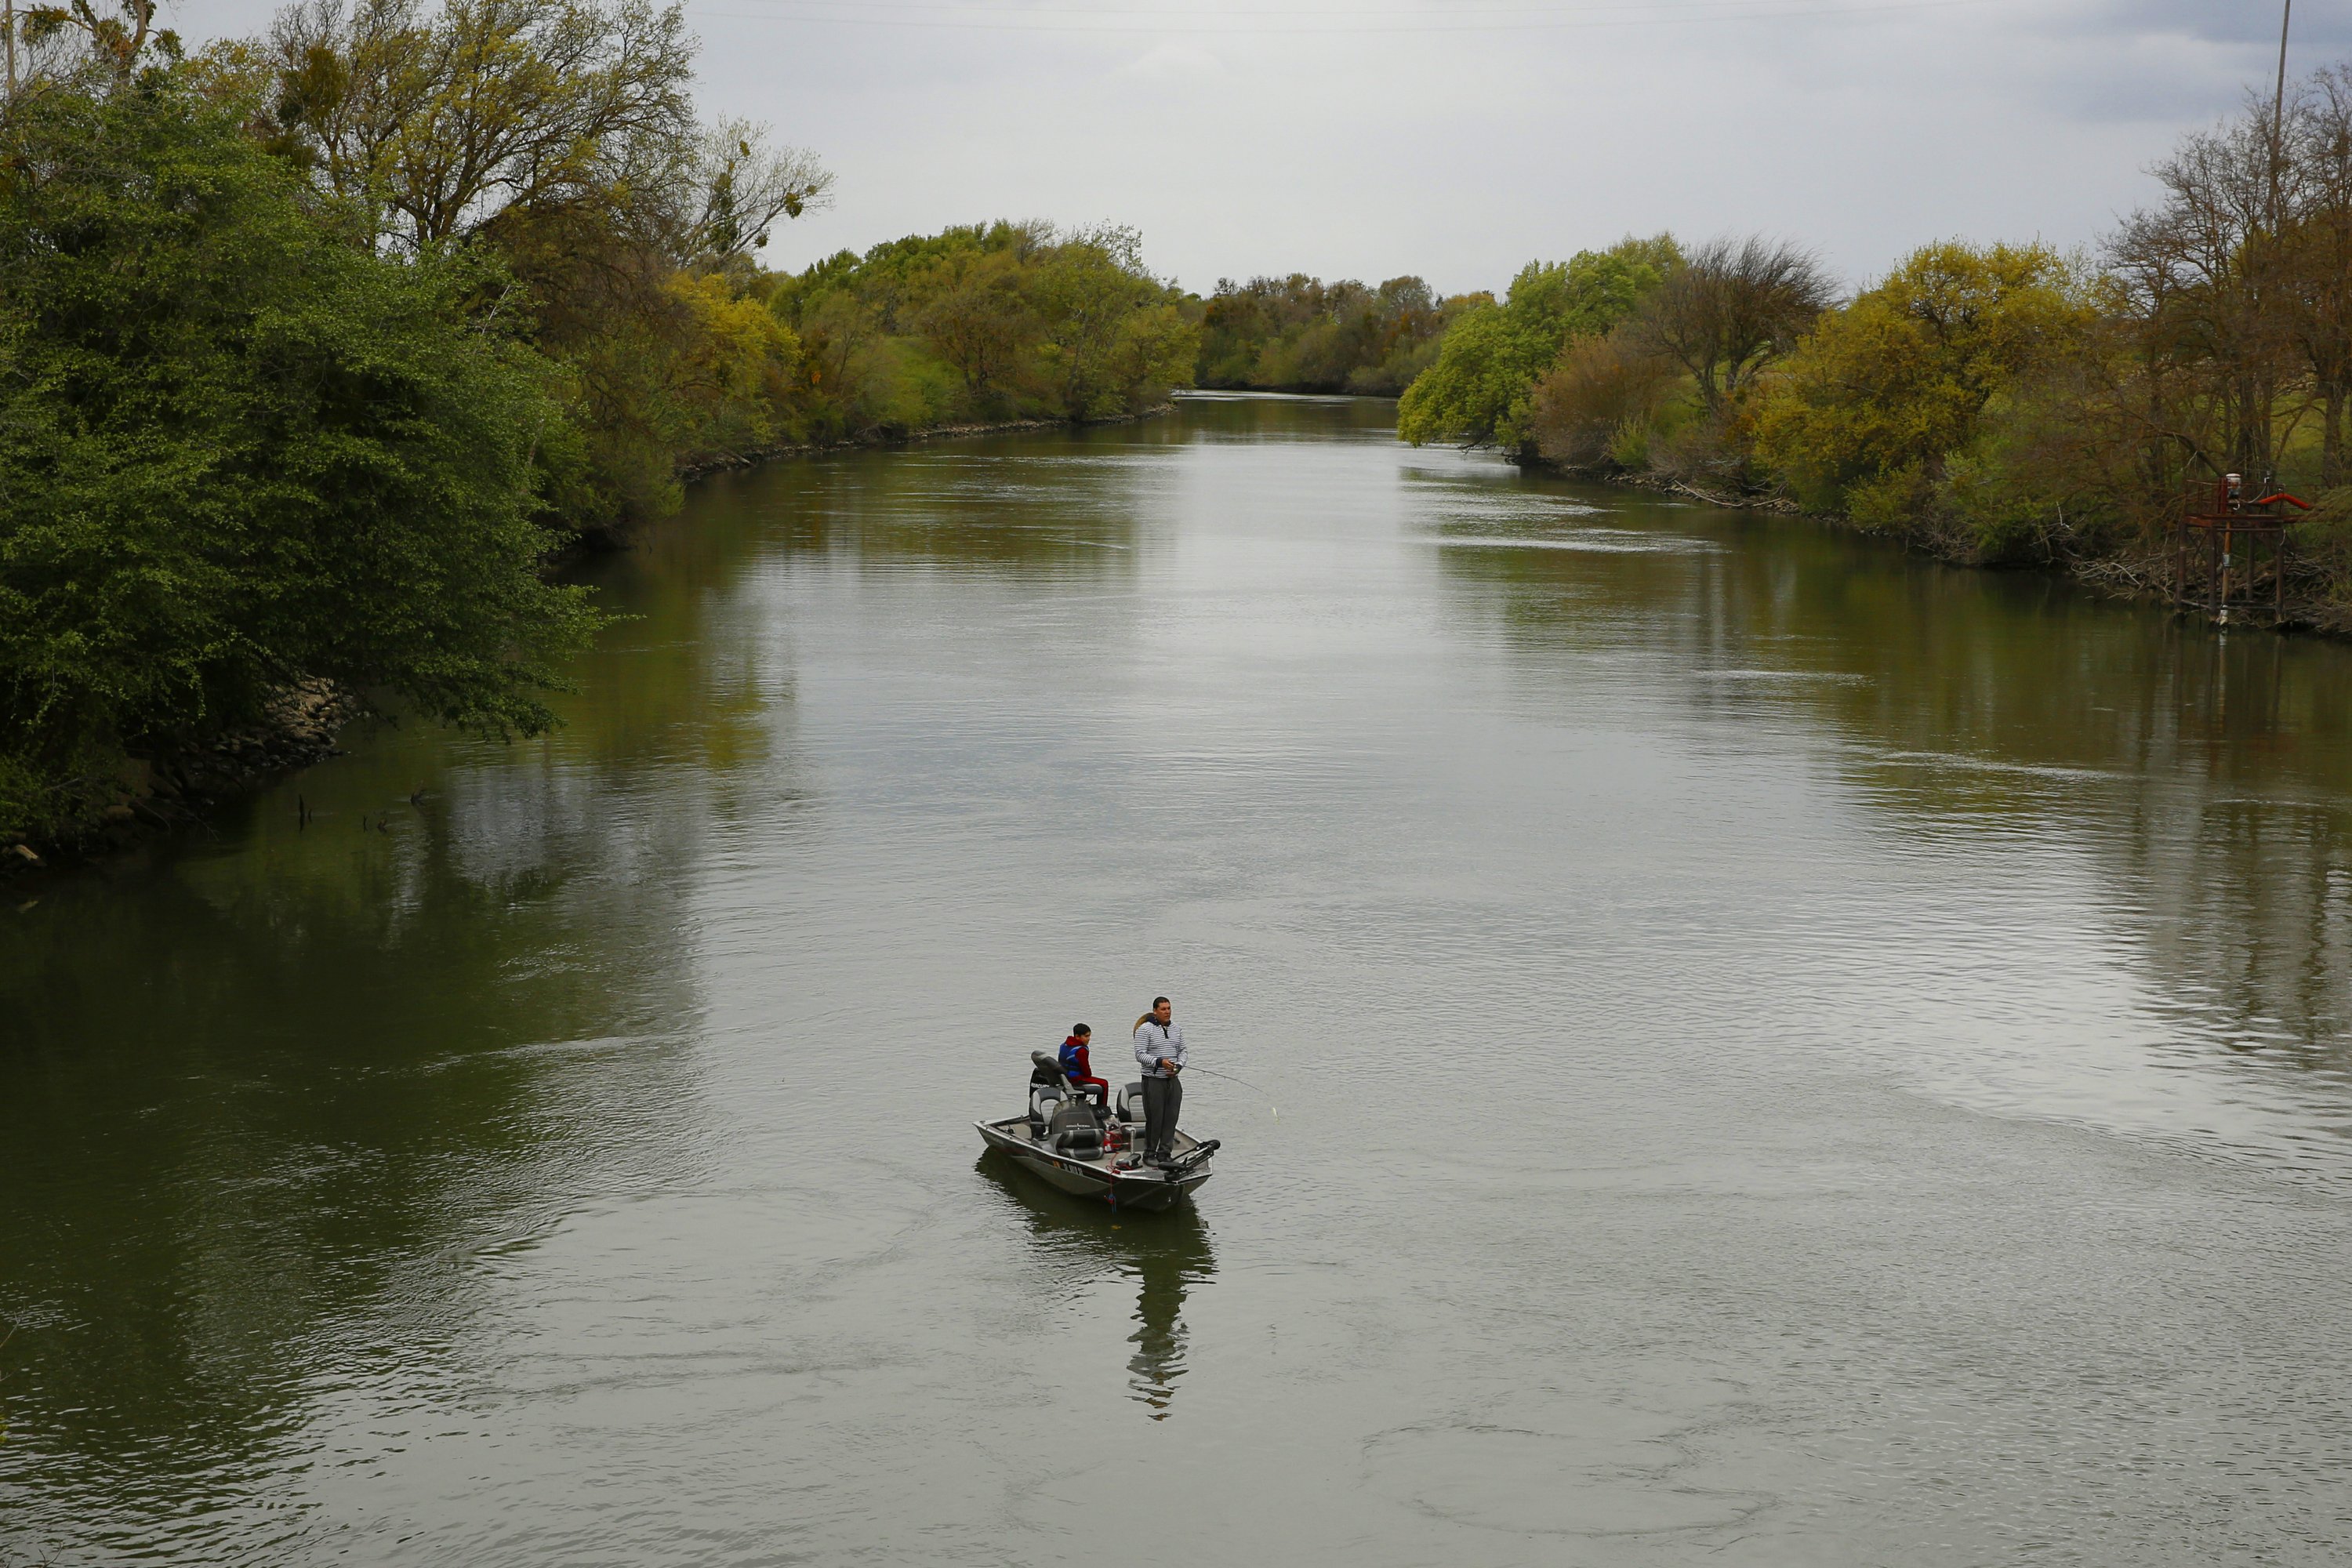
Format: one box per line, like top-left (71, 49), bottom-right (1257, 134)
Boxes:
top-left (2, 403), bottom-right (1180, 877)
top-left (668, 401), bottom-right (1176, 495)
top-left (0, 0), bottom-right (1196, 860)
top-left (1192, 274), bottom-right (1481, 397)
top-left (1394, 63), bottom-right (2352, 638)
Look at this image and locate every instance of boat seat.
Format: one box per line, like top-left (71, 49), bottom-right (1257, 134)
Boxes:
top-left (1117, 1082), bottom-right (1148, 1123)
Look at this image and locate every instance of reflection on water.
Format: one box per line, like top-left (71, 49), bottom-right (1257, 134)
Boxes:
top-left (0, 492), bottom-right (752, 1556)
top-left (973, 1156), bottom-right (1215, 1420)
top-left (1427, 488), bottom-right (2352, 1132)
top-left (1127, 1222), bottom-right (1207, 1418)
top-left (0, 803), bottom-right (706, 1557)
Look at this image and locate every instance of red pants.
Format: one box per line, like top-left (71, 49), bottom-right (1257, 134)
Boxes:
top-left (1069, 1076), bottom-right (1110, 1109)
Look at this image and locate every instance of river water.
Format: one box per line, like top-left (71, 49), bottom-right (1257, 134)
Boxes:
top-left (6, 394), bottom-right (2352, 1565)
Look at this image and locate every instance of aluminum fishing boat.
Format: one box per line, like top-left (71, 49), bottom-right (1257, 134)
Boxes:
top-left (975, 1052), bottom-right (1218, 1210)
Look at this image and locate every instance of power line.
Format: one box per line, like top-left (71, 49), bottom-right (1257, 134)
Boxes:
top-left (698, 0), bottom-right (1975, 15)
top-left (688, 0), bottom-right (2004, 36)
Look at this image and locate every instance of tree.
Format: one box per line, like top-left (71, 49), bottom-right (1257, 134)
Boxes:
top-left (237, 2), bottom-right (829, 526)
top-left (1192, 273), bottom-right (1451, 395)
top-left (916, 247), bottom-right (1039, 402)
top-left (16, 0), bottom-right (178, 82)
top-left (1632, 234), bottom-right (1834, 419)
top-left (1752, 241), bottom-right (2093, 501)
top-left (0, 80), bottom-right (603, 837)
top-left (2285, 66), bottom-right (2352, 485)
top-left (263, 0), bottom-right (700, 254)
top-left (2108, 99), bottom-right (2299, 485)
top-left (1031, 226), bottom-right (1194, 419)
top-left (1396, 235), bottom-right (1679, 450)
top-left (1526, 331), bottom-right (1679, 470)
top-left (685, 118), bottom-right (831, 263)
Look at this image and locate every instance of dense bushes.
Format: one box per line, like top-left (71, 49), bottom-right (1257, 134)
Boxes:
top-left (768, 222), bottom-right (1196, 441)
top-left (1396, 238), bottom-right (1679, 449)
top-left (0, 78), bottom-right (604, 840)
top-left (1194, 274), bottom-right (1462, 394)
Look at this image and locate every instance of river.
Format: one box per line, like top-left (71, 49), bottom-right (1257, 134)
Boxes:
top-left (5, 393), bottom-right (2352, 1565)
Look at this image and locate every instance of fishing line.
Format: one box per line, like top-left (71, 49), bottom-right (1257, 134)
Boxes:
top-left (1182, 1063), bottom-right (1279, 1116)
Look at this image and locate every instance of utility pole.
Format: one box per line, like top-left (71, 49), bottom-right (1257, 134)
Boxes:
top-left (2273, 0), bottom-right (2294, 229)
top-left (2276, 0), bottom-right (2295, 127)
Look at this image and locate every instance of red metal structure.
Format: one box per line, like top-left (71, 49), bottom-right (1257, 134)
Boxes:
top-left (2173, 474), bottom-right (2311, 626)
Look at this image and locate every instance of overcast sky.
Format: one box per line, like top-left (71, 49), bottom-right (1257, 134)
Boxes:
top-left (172, 0), bottom-right (2352, 296)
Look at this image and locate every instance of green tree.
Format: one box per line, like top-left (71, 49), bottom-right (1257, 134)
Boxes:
top-left (1194, 273), bottom-right (1454, 395)
top-left (260, 0), bottom-right (700, 253)
top-left (1752, 241), bottom-right (2092, 502)
top-left (1032, 226), bottom-right (1194, 419)
top-left (0, 80), bottom-right (603, 839)
top-left (1396, 235), bottom-right (1679, 450)
top-left (916, 246), bottom-right (1040, 405)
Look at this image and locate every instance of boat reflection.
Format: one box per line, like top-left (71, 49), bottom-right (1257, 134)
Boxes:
top-left (975, 1155), bottom-right (1216, 1418)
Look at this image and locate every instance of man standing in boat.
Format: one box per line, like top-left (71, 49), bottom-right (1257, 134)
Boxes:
top-left (1134, 996), bottom-right (1185, 1167)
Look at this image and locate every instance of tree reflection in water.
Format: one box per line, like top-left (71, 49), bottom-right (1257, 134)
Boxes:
top-left (974, 1156), bottom-right (1215, 1418)
top-left (1427, 481), bottom-right (2352, 1075)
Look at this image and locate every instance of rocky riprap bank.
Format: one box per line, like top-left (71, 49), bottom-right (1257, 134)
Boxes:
top-left (2, 680), bottom-right (350, 877)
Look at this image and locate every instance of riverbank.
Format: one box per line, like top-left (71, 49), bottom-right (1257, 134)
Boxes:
top-left (0, 681), bottom-right (350, 879)
top-left (1528, 455), bottom-right (2352, 639)
top-left (2, 72), bottom-right (1200, 872)
top-left (685, 402), bottom-right (1175, 477)
top-left (7, 407), bottom-right (1183, 873)
top-left (577, 405), bottom-right (1179, 550)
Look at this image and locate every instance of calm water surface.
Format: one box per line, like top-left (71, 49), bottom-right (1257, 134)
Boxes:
top-left (7, 394), bottom-right (2352, 1564)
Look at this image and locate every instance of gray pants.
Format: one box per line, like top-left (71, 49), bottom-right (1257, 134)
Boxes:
top-left (1142, 1073), bottom-right (1183, 1159)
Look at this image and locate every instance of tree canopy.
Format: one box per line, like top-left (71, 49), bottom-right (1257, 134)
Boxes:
top-left (1396, 236), bottom-right (1679, 449)
top-left (1196, 274), bottom-right (1461, 395)
top-left (0, 79), bottom-right (602, 837)
top-left (1751, 242), bottom-right (2095, 499)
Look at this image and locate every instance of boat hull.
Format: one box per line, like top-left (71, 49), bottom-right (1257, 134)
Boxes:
top-left (975, 1117), bottom-right (1213, 1211)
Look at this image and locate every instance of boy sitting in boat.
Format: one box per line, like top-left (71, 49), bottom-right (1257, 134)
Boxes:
top-left (1058, 1025), bottom-right (1110, 1116)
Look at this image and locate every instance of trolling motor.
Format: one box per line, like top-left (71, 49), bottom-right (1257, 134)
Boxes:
top-left (1162, 1138), bottom-right (1220, 1177)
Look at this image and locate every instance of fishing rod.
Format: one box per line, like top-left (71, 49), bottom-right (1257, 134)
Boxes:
top-left (1181, 1063), bottom-right (1279, 1116)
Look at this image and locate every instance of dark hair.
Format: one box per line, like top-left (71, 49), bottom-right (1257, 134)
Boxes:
top-left (1072, 1024), bottom-right (1091, 1037)
top-left (1152, 996), bottom-right (1170, 1008)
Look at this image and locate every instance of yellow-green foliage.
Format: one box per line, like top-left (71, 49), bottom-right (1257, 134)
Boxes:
top-left (1196, 274), bottom-right (1458, 394)
top-left (666, 273), bottom-right (801, 418)
top-left (770, 221), bottom-right (1198, 436)
top-left (1751, 242), bottom-right (2096, 502)
top-left (1398, 237), bottom-right (1680, 451)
